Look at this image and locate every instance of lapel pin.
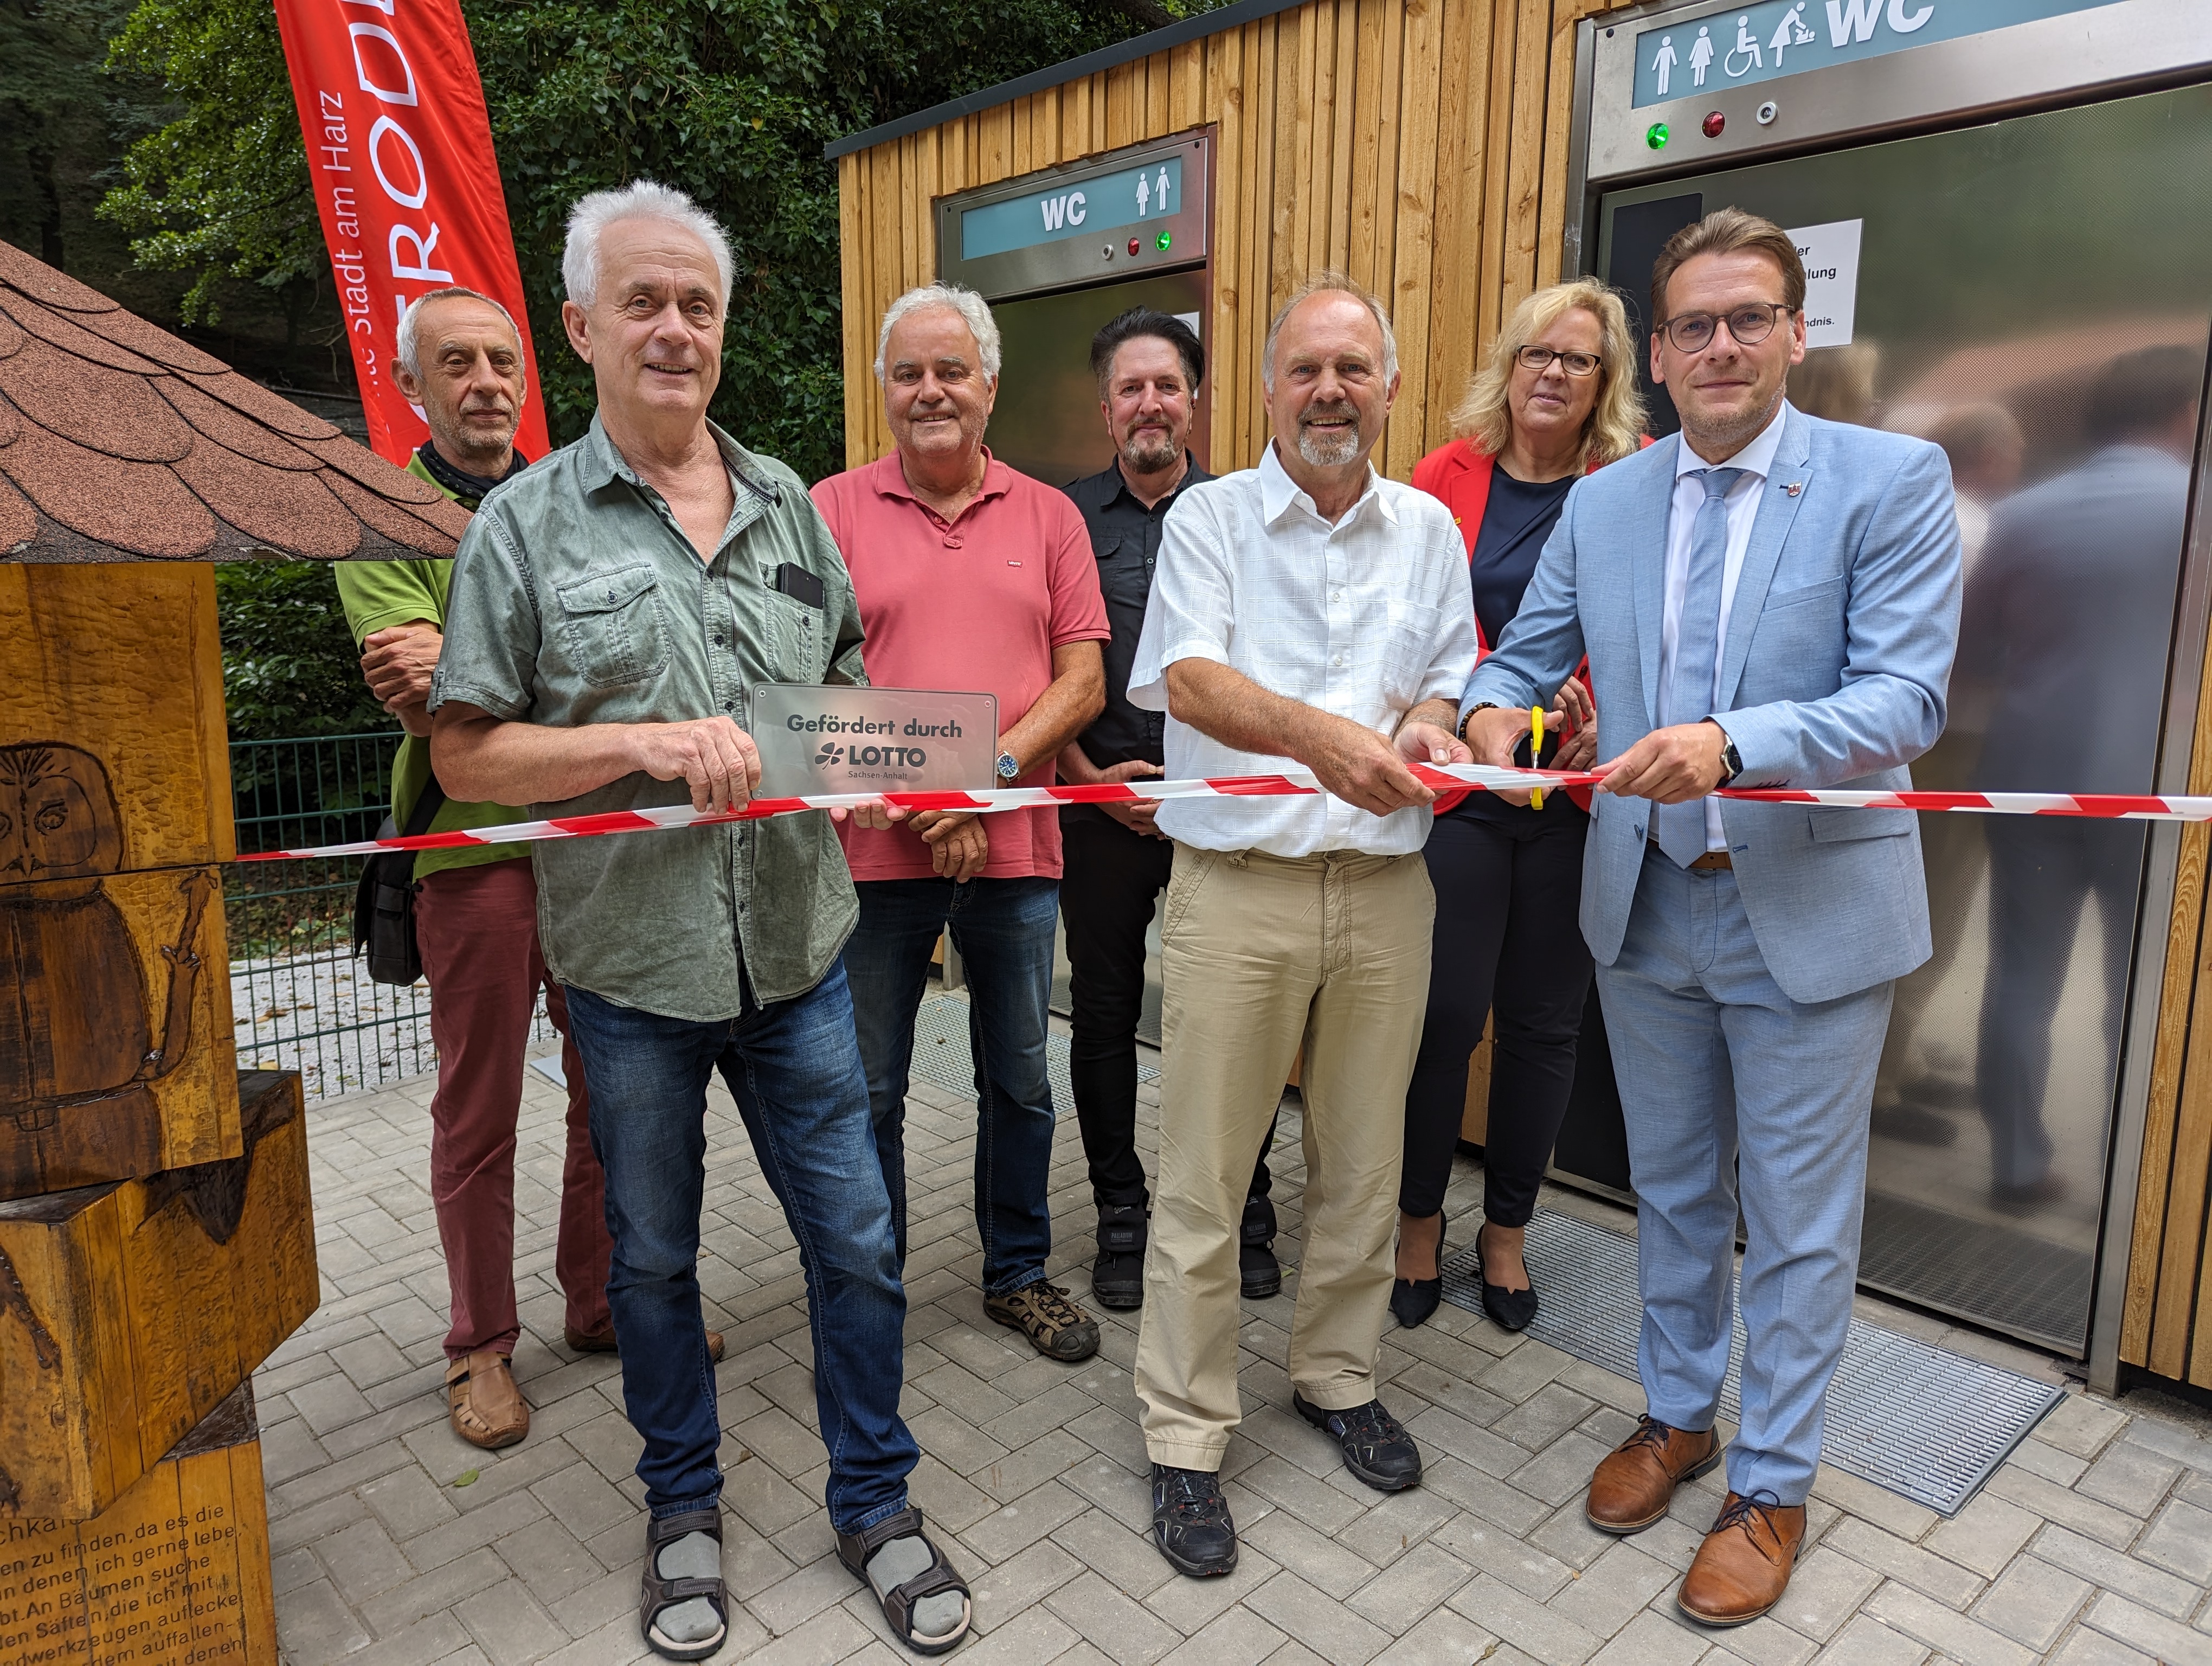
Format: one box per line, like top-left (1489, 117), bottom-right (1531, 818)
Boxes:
top-left (1783, 482), bottom-right (1803, 497)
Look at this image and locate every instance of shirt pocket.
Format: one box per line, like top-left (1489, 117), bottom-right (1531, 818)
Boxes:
top-left (763, 590), bottom-right (828, 684)
top-left (1097, 534), bottom-right (1152, 613)
top-left (555, 564), bottom-right (669, 689)
top-left (1382, 599), bottom-right (1445, 705)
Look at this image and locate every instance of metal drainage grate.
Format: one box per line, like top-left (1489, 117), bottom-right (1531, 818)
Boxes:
top-left (1441, 1208), bottom-right (2063, 1515)
top-left (909, 991), bottom-right (1155, 1105)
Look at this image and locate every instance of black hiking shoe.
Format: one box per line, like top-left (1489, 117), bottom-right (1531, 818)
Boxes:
top-left (1150, 1464), bottom-right (1237, 1577)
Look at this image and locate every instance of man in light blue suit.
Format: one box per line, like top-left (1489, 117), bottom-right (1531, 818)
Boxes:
top-left (1463, 208), bottom-right (1960, 1627)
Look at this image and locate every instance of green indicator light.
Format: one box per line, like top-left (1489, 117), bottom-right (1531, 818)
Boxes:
top-left (1646, 121), bottom-right (1669, 149)
top-left (1156, 231), bottom-right (1173, 251)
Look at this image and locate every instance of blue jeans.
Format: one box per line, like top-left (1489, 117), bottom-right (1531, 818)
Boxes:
top-left (1597, 849), bottom-right (1894, 1505)
top-left (562, 965), bottom-right (917, 1535)
top-left (842, 877), bottom-right (1059, 1295)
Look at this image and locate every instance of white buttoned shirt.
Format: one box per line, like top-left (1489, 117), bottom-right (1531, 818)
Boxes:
top-left (1128, 442), bottom-right (1480, 857)
top-left (1658, 402), bottom-right (1788, 851)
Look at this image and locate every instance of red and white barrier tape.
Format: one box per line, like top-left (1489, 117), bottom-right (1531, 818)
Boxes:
top-left (232, 762), bottom-right (2212, 864)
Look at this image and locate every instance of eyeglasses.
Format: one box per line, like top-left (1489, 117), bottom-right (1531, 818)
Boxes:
top-left (1655, 303), bottom-right (1794, 354)
top-left (1515, 345), bottom-right (1602, 377)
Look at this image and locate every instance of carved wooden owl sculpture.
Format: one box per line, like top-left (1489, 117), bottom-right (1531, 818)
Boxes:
top-left (0, 742), bottom-right (211, 1191)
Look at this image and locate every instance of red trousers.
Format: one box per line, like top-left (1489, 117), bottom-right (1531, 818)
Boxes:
top-left (415, 859), bottom-right (611, 1359)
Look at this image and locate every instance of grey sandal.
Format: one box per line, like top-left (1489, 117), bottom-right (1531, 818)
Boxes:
top-left (638, 1507), bottom-right (726, 1662)
top-left (835, 1506), bottom-right (972, 1656)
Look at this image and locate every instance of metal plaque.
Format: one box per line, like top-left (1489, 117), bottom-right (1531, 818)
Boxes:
top-left (751, 684), bottom-right (998, 799)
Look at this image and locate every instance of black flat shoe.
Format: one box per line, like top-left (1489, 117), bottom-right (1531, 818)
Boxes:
top-left (1476, 1227), bottom-right (1538, 1332)
top-left (1390, 1276), bottom-right (1441, 1328)
top-left (1293, 1392), bottom-right (1423, 1491)
top-left (1150, 1464), bottom-right (1237, 1577)
top-left (1480, 1278), bottom-right (1538, 1332)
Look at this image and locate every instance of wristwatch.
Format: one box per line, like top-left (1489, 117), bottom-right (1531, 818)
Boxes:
top-left (1711, 724), bottom-right (1743, 785)
top-left (995, 749), bottom-right (1021, 782)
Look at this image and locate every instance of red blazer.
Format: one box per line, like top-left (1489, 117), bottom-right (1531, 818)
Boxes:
top-left (1411, 438), bottom-right (1647, 812)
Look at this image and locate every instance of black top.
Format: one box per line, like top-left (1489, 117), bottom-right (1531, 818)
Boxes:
top-left (1456, 461), bottom-right (1581, 822)
top-left (1062, 451), bottom-right (1213, 777)
top-left (1469, 464), bottom-right (1576, 649)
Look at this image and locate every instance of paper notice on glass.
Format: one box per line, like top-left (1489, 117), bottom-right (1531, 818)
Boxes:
top-left (1789, 219), bottom-right (1862, 349)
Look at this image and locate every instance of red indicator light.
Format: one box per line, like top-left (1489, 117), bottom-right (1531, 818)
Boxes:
top-left (1702, 111), bottom-right (1726, 138)
top-left (1128, 238), bottom-right (1142, 256)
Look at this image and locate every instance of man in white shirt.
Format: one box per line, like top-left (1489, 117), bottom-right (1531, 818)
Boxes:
top-left (1126, 273), bottom-right (1480, 1579)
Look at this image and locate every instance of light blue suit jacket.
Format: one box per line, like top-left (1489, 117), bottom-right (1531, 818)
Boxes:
top-left (1462, 403), bottom-right (1962, 1004)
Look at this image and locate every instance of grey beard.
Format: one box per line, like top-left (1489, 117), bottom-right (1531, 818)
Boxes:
top-left (1296, 423), bottom-right (1364, 468)
top-left (1120, 432), bottom-right (1181, 473)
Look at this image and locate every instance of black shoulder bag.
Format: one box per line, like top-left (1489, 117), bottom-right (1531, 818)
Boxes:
top-left (352, 769), bottom-right (448, 986)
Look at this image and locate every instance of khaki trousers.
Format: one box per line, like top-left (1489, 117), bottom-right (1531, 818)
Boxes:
top-left (1135, 843), bottom-right (1435, 1471)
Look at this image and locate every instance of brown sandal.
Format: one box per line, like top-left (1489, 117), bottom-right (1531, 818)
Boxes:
top-left (638, 1508), bottom-right (726, 1661)
top-left (835, 1506), bottom-right (971, 1655)
top-left (445, 1350), bottom-right (528, 1450)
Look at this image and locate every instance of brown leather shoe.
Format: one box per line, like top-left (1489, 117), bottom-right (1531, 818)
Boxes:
top-left (1585, 1414), bottom-right (1722, 1533)
top-left (1679, 1491), bottom-right (1806, 1626)
top-left (446, 1350), bottom-right (529, 1450)
top-left (565, 1325), bottom-right (726, 1363)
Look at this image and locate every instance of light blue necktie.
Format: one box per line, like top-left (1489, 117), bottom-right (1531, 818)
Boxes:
top-left (1657, 467), bottom-right (1744, 868)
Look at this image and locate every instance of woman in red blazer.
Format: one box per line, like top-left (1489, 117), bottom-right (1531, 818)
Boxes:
top-left (1394, 278), bottom-right (1649, 1331)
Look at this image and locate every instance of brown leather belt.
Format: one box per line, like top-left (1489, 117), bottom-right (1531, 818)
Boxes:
top-left (1650, 840), bottom-right (1733, 872)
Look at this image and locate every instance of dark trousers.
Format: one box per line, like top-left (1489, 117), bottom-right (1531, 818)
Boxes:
top-left (1060, 812), bottom-right (1274, 1215)
top-left (1400, 797), bottom-right (1595, 1225)
top-left (1977, 819), bottom-right (2136, 1189)
top-left (843, 876), bottom-right (1061, 1294)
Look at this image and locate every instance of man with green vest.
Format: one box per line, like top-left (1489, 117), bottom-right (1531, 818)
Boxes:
top-left (334, 286), bottom-right (719, 1453)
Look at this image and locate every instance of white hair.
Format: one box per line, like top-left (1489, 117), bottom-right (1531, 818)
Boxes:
top-left (874, 284), bottom-right (1001, 383)
top-left (1261, 272), bottom-right (1400, 393)
top-left (395, 286), bottom-right (525, 380)
top-left (562, 180), bottom-right (735, 317)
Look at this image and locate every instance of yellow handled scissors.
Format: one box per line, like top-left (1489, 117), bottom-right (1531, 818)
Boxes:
top-left (1529, 706), bottom-right (1546, 810)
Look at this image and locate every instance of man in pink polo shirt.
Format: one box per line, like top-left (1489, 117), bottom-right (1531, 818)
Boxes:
top-left (813, 283), bottom-right (1111, 1363)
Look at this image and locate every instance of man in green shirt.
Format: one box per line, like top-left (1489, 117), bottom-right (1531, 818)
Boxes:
top-left (428, 184), bottom-right (967, 1662)
top-left (337, 287), bottom-right (709, 1461)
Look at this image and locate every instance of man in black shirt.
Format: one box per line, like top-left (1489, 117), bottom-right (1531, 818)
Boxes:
top-left (1059, 308), bottom-right (1278, 1310)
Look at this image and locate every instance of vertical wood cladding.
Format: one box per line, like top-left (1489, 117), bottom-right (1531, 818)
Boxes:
top-left (835, 0), bottom-right (1645, 478)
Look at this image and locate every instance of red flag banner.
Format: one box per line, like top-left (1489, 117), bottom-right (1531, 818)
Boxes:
top-left (272, 0), bottom-right (551, 465)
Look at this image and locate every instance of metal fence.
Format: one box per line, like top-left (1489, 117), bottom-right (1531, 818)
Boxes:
top-left (226, 731), bottom-right (551, 1100)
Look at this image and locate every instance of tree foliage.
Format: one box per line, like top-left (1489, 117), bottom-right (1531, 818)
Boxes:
top-left (99, 0), bottom-right (1222, 483)
top-left (215, 562), bottom-right (394, 742)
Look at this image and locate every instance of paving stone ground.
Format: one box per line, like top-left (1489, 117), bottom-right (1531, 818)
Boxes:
top-left (262, 1014), bottom-right (2212, 1666)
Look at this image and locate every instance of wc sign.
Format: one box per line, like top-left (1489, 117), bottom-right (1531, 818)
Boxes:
top-left (960, 155), bottom-right (1188, 260)
top-left (1632, 0), bottom-right (2117, 107)
top-left (1039, 191), bottom-right (1088, 232)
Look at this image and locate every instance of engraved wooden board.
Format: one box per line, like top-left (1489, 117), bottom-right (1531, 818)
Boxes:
top-left (0, 867), bottom-right (239, 1200)
top-left (0, 565), bottom-right (232, 874)
top-left (0, 1074), bottom-right (316, 1521)
top-left (0, 1383), bottom-right (274, 1666)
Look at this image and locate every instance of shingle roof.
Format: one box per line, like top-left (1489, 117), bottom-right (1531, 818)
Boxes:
top-left (0, 240), bottom-right (472, 562)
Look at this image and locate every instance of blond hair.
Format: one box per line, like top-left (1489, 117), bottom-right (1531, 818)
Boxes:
top-left (1449, 280), bottom-right (1645, 469)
